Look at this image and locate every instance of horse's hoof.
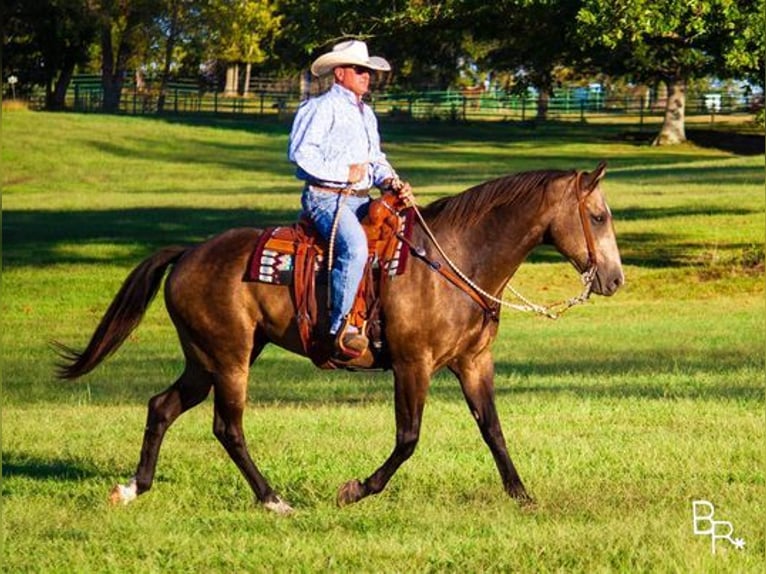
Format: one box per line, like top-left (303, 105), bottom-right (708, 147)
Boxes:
top-left (263, 496), bottom-right (294, 516)
top-left (511, 490), bottom-right (536, 511)
top-left (518, 496), bottom-right (537, 512)
top-left (109, 481), bottom-right (137, 506)
top-left (337, 479), bottom-right (365, 507)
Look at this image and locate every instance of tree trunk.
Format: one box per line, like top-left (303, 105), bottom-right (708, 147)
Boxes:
top-left (100, 17), bottom-right (137, 113)
top-left (157, 0), bottom-right (180, 113)
top-left (653, 78), bottom-right (687, 145)
top-left (224, 64), bottom-right (239, 96)
top-left (243, 62), bottom-right (252, 97)
top-left (47, 62), bottom-right (75, 110)
top-left (101, 25), bottom-right (121, 112)
top-left (536, 88), bottom-right (550, 121)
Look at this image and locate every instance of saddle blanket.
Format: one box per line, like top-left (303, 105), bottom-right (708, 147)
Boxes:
top-left (245, 210), bottom-right (413, 285)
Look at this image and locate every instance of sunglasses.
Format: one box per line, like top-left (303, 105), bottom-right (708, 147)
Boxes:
top-left (344, 65), bottom-right (372, 74)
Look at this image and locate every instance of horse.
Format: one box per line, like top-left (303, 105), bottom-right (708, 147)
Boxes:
top-left (55, 163), bottom-right (624, 514)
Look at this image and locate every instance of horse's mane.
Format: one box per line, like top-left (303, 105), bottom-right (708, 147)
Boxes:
top-left (421, 169), bottom-right (574, 228)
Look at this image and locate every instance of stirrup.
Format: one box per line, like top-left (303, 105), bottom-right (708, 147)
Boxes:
top-left (333, 321), bottom-right (368, 359)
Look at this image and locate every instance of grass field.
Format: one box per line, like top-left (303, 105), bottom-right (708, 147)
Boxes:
top-left (2, 110), bottom-right (764, 572)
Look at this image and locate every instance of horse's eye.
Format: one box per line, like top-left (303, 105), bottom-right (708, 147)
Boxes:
top-left (591, 213), bottom-right (606, 225)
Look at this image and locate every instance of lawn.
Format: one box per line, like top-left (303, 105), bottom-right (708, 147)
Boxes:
top-left (2, 110), bottom-right (764, 572)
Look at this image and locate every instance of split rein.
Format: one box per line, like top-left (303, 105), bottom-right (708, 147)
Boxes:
top-left (405, 172), bottom-right (599, 320)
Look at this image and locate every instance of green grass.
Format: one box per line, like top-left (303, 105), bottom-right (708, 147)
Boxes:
top-left (2, 110), bottom-right (764, 572)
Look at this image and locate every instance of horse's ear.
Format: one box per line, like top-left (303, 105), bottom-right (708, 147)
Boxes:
top-left (581, 161), bottom-right (607, 194)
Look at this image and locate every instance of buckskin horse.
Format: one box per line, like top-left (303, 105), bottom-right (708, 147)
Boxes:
top-left (55, 162), bottom-right (623, 514)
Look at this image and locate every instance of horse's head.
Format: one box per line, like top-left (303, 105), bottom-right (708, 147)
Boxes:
top-left (545, 162), bottom-right (624, 296)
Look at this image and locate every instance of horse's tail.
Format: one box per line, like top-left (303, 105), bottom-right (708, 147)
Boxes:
top-left (53, 246), bottom-right (188, 380)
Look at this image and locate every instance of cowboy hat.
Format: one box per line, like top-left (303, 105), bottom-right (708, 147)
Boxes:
top-left (310, 40), bottom-right (391, 77)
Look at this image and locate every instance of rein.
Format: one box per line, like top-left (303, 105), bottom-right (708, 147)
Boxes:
top-left (407, 172), bottom-right (599, 320)
top-left (326, 186), bottom-right (355, 311)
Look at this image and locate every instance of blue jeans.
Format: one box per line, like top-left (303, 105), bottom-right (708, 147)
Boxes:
top-left (301, 189), bottom-right (370, 334)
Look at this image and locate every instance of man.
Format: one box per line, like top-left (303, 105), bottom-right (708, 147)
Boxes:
top-left (288, 39), bottom-right (412, 358)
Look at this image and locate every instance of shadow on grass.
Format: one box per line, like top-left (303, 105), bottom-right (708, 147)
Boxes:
top-left (82, 136), bottom-right (292, 185)
top-left (148, 114), bottom-right (623, 145)
top-left (81, 114), bottom-right (760, 186)
top-left (606, 162), bottom-right (765, 187)
top-left (2, 451), bottom-right (106, 482)
top-left (150, 114), bottom-right (765, 157)
top-left (687, 128), bottom-right (765, 156)
top-left (4, 199), bottom-right (759, 270)
top-left (2, 207), bottom-right (297, 268)
top-left (5, 342), bottom-right (760, 407)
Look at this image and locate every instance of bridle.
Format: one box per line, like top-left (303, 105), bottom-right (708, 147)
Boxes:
top-left (406, 171), bottom-right (600, 320)
top-left (575, 170), bottom-right (600, 274)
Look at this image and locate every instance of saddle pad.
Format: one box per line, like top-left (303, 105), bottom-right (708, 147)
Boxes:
top-left (244, 209), bottom-right (413, 285)
top-left (245, 226), bottom-right (313, 285)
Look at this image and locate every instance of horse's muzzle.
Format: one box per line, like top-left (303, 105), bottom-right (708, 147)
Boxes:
top-left (594, 267), bottom-right (625, 296)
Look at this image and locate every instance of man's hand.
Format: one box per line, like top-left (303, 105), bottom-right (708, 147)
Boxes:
top-left (348, 163), bottom-right (368, 184)
top-left (389, 177), bottom-right (414, 206)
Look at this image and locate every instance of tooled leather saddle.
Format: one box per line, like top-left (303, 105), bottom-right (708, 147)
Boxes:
top-left (244, 193), bottom-right (413, 370)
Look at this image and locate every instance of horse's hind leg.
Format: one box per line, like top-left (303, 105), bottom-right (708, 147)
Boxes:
top-left (212, 371), bottom-right (293, 515)
top-left (109, 365), bottom-right (212, 504)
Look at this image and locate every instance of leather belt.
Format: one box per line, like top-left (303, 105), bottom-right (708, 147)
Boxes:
top-left (308, 184), bottom-right (370, 198)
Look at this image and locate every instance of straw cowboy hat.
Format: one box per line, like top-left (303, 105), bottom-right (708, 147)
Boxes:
top-left (310, 40), bottom-right (391, 77)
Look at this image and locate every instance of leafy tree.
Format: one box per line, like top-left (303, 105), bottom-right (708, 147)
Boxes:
top-left (272, 0), bottom-right (467, 90)
top-left (274, 0), bottom-right (379, 67)
top-left (206, 0), bottom-right (281, 95)
top-left (154, 0), bottom-right (206, 112)
top-left (576, 0), bottom-right (764, 145)
top-left (1, 0), bottom-right (36, 96)
top-left (455, 0), bottom-right (584, 120)
top-left (722, 0), bottom-right (765, 90)
top-left (380, 1), bottom-right (468, 89)
top-left (1, 0), bottom-right (97, 109)
top-left (89, 0), bottom-right (163, 112)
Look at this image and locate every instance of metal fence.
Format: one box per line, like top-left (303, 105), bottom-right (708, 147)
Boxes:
top-left (56, 76), bottom-right (762, 124)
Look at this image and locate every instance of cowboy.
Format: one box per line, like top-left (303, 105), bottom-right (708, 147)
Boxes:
top-left (288, 40), bottom-right (413, 358)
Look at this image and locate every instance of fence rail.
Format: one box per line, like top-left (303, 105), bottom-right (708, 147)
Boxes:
top-left (47, 80), bottom-right (763, 124)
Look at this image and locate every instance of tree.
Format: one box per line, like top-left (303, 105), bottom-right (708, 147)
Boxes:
top-left (722, 0), bottom-right (765, 90)
top-left (90, 0), bottom-right (162, 112)
top-left (1, 0), bottom-right (97, 109)
top-left (1, 0), bottom-right (37, 98)
top-left (205, 0), bottom-right (281, 96)
top-left (455, 0), bottom-right (584, 121)
top-left (377, 1), bottom-right (467, 89)
top-left (272, 0), bottom-right (467, 90)
top-left (576, 0), bottom-right (765, 145)
top-left (154, 0), bottom-right (206, 112)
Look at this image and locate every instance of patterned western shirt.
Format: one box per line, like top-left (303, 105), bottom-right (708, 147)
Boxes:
top-left (288, 83), bottom-right (395, 190)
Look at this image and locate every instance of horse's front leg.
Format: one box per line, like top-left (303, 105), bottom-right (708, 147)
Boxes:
top-left (337, 361), bottom-right (430, 506)
top-left (450, 349), bottom-right (533, 504)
